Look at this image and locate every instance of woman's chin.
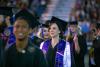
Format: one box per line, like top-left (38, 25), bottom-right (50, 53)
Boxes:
top-left (17, 37), bottom-right (26, 41)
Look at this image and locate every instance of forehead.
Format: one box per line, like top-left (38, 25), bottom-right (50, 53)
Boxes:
top-left (69, 24), bottom-right (77, 27)
top-left (43, 27), bottom-right (48, 29)
top-left (50, 23), bottom-right (58, 27)
top-left (14, 19), bottom-right (28, 26)
top-left (43, 28), bottom-right (49, 31)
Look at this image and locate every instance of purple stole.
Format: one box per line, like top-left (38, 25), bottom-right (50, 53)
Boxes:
top-left (41, 39), bottom-right (66, 67)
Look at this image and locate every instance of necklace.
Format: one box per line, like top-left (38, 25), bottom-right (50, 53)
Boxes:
top-left (17, 48), bottom-right (26, 54)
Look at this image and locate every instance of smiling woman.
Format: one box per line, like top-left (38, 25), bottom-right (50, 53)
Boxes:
top-left (13, 17), bottom-right (31, 41)
top-left (5, 9), bottom-right (47, 67)
top-left (40, 16), bottom-right (72, 67)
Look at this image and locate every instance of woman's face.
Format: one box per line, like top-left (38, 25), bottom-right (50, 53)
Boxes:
top-left (13, 19), bottom-right (30, 41)
top-left (49, 23), bottom-right (60, 38)
top-left (42, 27), bottom-right (49, 39)
top-left (69, 25), bottom-right (77, 33)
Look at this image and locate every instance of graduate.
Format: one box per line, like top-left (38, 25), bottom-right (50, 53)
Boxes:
top-left (5, 9), bottom-right (47, 67)
top-left (6, 9), bottom-right (43, 48)
top-left (40, 16), bottom-right (72, 67)
top-left (40, 23), bottom-right (50, 40)
top-left (37, 20), bottom-right (50, 42)
top-left (31, 22), bottom-right (44, 47)
top-left (0, 7), bottom-right (11, 44)
top-left (14, 9), bottom-right (44, 47)
top-left (66, 21), bottom-right (87, 67)
top-left (0, 7), bottom-right (15, 48)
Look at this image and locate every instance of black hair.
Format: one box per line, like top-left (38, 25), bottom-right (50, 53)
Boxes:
top-left (15, 16), bottom-right (32, 29)
top-left (45, 20), bottom-right (51, 25)
top-left (49, 22), bottom-right (62, 32)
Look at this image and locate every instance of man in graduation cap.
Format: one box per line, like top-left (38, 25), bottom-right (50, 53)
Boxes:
top-left (93, 23), bottom-right (100, 67)
top-left (5, 9), bottom-right (47, 67)
top-left (40, 16), bottom-right (72, 67)
top-left (66, 21), bottom-right (87, 67)
top-left (0, 7), bottom-right (13, 67)
top-left (0, 6), bottom-right (15, 48)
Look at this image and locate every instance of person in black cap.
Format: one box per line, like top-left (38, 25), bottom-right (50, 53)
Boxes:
top-left (0, 7), bottom-right (13, 67)
top-left (0, 7), bottom-right (14, 67)
top-left (40, 16), bottom-right (72, 67)
top-left (30, 22), bottom-right (44, 47)
top-left (14, 9), bottom-right (38, 29)
top-left (14, 9), bottom-right (44, 47)
top-left (33, 23), bottom-right (50, 47)
top-left (0, 7), bottom-right (14, 47)
top-left (93, 23), bottom-right (100, 67)
top-left (5, 9), bottom-right (47, 67)
top-left (42, 24), bottom-right (49, 39)
top-left (66, 21), bottom-right (87, 67)
top-left (40, 22), bottom-right (50, 41)
top-left (0, 7), bottom-right (9, 42)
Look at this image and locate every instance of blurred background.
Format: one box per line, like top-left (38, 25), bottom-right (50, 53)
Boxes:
top-left (0, 0), bottom-right (100, 67)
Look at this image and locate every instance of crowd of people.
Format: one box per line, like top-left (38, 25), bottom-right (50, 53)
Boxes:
top-left (0, 0), bottom-right (100, 67)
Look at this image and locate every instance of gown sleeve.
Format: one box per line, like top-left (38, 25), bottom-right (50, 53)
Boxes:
top-left (35, 48), bottom-right (48, 67)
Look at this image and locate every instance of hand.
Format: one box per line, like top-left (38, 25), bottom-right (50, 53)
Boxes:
top-left (73, 34), bottom-right (78, 43)
top-left (73, 34), bottom-right (80, 53)
top-left (67, 27), bottom-right (71, 36)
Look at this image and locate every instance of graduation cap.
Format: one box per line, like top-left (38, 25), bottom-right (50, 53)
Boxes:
top-left (50, 16), bottom-right (68, 33)
top-left (0, 7), bottom-right (13, 17)
top-left (69, 21), bottom-right (78, 25)
top-left (45, 20), bottom-right (51, 25)
top-left (41, 24), bottom-right (49, 28)
top-left (14, 9), bottom-right (40, 29)
top-left (96, 23), bottom-right (100, 29)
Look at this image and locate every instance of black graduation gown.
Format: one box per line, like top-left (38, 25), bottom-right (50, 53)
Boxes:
top-left (93, 37), bottom-right (100, 67)
top-left (5, 41), bottom-right (47, 67)
top-left (32, 36), bottom-right (43, 47)
top-left (46, 44), bottom-right (57, 67)
top-left (68, 35), bottom-right (87, 67)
